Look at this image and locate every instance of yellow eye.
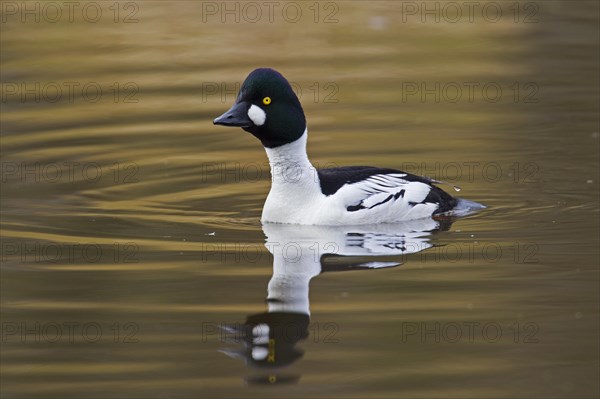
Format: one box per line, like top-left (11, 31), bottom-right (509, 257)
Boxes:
top-left (262, 97), bottom-right (271, 105)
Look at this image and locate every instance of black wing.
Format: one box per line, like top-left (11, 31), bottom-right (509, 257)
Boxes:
top-left (317, 166), bottom-right (457, 214)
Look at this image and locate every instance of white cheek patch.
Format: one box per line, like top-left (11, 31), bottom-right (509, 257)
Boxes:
top-left (248, 104), bottom-right (266, 126)
top-left (251, 347), bottom-right (268, 361)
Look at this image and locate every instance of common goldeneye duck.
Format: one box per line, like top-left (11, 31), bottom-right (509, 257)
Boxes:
top-left (213, 68), bottom-right (484, 225)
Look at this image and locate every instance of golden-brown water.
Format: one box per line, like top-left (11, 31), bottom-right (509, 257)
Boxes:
top-left (1, 1), bottom-right (599, 398)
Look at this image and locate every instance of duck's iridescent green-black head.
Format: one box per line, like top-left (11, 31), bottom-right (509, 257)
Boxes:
top-left (213, 68), bottom-right (306, 148)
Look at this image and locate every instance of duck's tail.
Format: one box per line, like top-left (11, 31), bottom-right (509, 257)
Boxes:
top-left (452, 198), bottom-right (487, 216)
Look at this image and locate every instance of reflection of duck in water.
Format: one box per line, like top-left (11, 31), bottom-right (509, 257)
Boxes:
top-left (220, 218), bottom-right (452, 385)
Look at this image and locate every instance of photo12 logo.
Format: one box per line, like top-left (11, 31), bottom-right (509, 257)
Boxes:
top-left (202, 81), bottom-right (339, 104)
top-left (197, 161), bottom-right (337, 184)
top-left (201, 321), bottom-right (339, 343)
top-left (1, 241), bottom-right (140, 264)
top-left (1, 1), bottom-right (140, 24)
top-left (2, 321), bottom-right (140, 344)
top-left (200, 1), bottom-right (339, 24)
top-left (398, 162), bottom-right (540, 184)
top-left (199, 240), bottom-right (343, 264)
top-left (401, 82), bottom-right (540, 104)
top-left (400, 2), bottom-right (540, 24)
top-left (416, 241), bottom-right (539, 265)
top-left (400, 321), bottom-right (540, 344)
top-left (1, 162), bottom-right (139, 184)
top-left (1, 82), bottom-right (139, 104)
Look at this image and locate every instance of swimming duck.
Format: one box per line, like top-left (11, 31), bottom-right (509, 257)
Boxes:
top-left (213, 68), bottom-right (483, 225)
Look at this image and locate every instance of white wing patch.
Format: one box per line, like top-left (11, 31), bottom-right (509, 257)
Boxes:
top-left (336, 173), bottom-right (439, 220)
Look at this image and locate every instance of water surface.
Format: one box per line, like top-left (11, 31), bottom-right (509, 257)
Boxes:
top-left (1, 1), bottom-right (599, 398)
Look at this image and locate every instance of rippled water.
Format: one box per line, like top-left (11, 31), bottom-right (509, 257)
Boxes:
top-left (1, 1), bottom-right (599, 398)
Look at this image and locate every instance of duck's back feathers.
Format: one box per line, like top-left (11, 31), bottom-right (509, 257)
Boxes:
top-left (317, 166), bottom-right (458, 216)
